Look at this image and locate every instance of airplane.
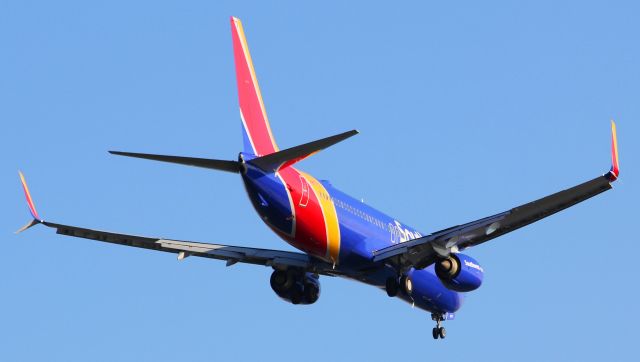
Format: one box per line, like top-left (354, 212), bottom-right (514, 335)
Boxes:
top-left (17, 17), bottom-right (620, 340)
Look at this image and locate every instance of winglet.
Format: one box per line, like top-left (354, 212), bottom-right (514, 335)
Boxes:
top-left (606, 120), bottom-right (620, 182)
top-left (16, 171), bottom-right (43, 233)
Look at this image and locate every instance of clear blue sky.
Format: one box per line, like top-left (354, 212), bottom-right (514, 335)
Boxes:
top-left (2, 1), bottom-right (638, 361)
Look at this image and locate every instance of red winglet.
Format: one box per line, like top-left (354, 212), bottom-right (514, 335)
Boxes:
top-left (16, 171), bottom-right (43, 233)
top-left (605, 120), bottom-right (620, 182)
top-left (607, 120), bottom-right (619, 182)
top-left (19, 171), bottom-right (40, 220)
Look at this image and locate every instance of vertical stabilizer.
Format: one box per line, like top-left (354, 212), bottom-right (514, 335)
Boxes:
top-left (231, 17), bottom-right (279, 156)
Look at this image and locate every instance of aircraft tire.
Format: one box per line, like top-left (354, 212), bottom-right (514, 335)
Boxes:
top-left (290, 290), bottom-right (302, 305)
top-left (304, 284), bottom-right (319, 304)
top-left (385, 277), bottom-right (399, 297)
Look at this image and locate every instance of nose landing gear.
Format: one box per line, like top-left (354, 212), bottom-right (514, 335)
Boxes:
top-left (431, 313), bottom-right (446, 339)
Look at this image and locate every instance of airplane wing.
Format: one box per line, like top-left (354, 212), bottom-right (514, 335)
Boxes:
top-left (373, 121), bottom-right (620, 271)
top-left (16, 173), bottom-right (337, 275)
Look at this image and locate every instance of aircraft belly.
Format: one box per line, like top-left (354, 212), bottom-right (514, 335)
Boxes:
top-left (343, 265), bottom-right (462, 314)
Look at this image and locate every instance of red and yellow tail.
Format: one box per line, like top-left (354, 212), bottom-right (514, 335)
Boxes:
top-left (231, 17), bottom-right (279, 157)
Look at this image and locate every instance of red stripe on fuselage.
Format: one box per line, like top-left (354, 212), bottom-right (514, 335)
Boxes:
top-left (278, 167), bottom-right (328, 258)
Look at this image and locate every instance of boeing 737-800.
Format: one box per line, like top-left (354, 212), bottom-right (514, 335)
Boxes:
top-left (17, 17), bottom-right (620, 339)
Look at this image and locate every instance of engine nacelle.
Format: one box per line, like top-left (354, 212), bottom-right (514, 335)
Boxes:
top-left (435, 253), bottom-right (484, 292)
top-left (270, 269), bottom-right (320, 305)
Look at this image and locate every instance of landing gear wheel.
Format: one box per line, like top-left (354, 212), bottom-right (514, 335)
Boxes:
top-left (304, 284), bottom-right (319, 304)
top-left (399, 275), bottom-right (408, 295)
top-left (290, 290), bottom-right (302, 305)
top-left (385, 277), bottom-right (399, 297)
top-left (438, 327), bottom-right (446, 339)
top-left (270, 270), bottom-right (293, 292)
top-left (431, 313), bottom-right (447, 340)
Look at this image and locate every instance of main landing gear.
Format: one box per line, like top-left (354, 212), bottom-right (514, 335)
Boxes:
top-left (385, 277), bottom-right (399, 297)
top-left (385, 275), bottom-right (410, 297)
top-left (431, 313), bottom-right (446, 339)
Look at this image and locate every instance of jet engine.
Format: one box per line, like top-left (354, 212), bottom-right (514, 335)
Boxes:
top-left (270, 269), bottom-right (320, 305)
top-left (434, 253), bottom-right (484, 292)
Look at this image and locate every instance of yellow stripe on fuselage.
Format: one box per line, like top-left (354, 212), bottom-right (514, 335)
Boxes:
top-left (299, 171), bottom-right (341, 264)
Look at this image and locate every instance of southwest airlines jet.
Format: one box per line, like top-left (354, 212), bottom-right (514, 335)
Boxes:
top-left (17, 17), bottom-right (620, 340)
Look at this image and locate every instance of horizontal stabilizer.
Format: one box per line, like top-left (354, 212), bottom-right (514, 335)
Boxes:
top-left (108, 151), bottom-right (242, 173)
top-left (248, 129), bottom-right (358, 173)
top-left (109, 129), bottom-right (357, 174)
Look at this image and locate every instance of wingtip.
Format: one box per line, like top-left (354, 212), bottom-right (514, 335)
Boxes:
top-left (607, 120), bottom-right (619, 182)
top-left (17, 171), bottom-right (43, 232)
top-left (15, 219), bottom-right (40, 234)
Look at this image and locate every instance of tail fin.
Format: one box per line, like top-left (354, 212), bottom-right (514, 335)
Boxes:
top-left (231, 17), bottom-right (279, 156)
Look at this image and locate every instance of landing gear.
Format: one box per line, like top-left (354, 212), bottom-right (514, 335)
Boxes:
top-left (290, 288), bottom-right (302, 305)
top-left (432, 327), bottom-right (439, 339)
top-left (386, 275), bottom-right (412, 297)
top-left (270, 269), bottom-right (321, 305)
top-left (385, 277), bottom-right (399, 297)
top-left (304, 282), bottom-right (320, 304)
top-left (270, 269), bottom-right (294, 292)
top-left (431, 313), bottom-right (446, 340)
top-left (400, 275), bottom-right (411, 294)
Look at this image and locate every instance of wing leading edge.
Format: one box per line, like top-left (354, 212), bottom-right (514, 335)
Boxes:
top-left (373, 122), bottom-right (620, 270)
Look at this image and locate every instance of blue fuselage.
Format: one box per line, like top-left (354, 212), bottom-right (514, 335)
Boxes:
top-left (240, 156), bottom-right (463, 314)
